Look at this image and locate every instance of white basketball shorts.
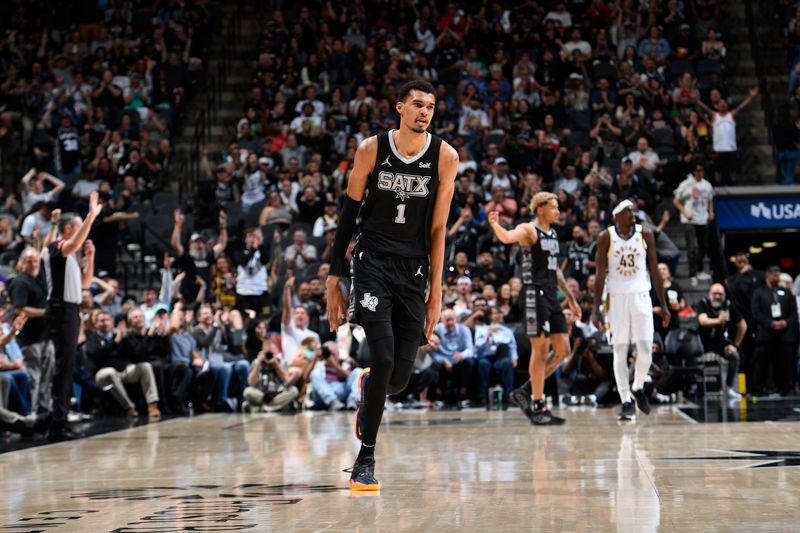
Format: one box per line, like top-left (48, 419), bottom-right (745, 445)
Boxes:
top-left (606, 291), bottom-right (654, 346)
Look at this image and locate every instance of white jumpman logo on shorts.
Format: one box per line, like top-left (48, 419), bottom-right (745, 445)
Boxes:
top-left (415, 265), bottom-right (423, 277)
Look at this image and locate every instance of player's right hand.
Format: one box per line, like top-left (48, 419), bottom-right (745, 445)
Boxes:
top-left (487, 210), bottom-right (499, 226)
top-left (661, 308), bottom-right (671, 329)
top-left (326, 275), bottom-right (347, 332)
top-left (424, 292), bottom-right (442, 341)
top-left (591, 308), bottom-right (604, 330)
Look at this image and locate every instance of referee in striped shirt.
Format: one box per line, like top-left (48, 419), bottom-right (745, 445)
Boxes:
top-left (44, 191), bottom-right (101, 442)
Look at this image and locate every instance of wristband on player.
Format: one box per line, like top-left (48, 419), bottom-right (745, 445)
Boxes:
top-left (329, 194), bottom-right (360, 277)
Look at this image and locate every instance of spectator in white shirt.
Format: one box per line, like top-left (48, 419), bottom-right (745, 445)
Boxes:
top-left (293, 86), bottom-right (326, 117)
top-left (627, 137), bottom-right (660, 177)
top-left (457, 146), bottom-right (478, 174)
top-left (414, 19), bottom-right (436, 54)
top-left (20, 203), bottom-right (54, 244)
top-left (71, 174), bottom-right (101, 201)
top-left (280, 275), bottom-right (320, 363)
top-left (458, 96), bottom-right (489, 138)
top-left (312, 201), bottom-right (339, 237)
top-left (561, 27), bottom-right (592, 59)
top-left (348, 86), bottom-right (376, 118)
top-left (672, 163), bottom-right (714, 285)
top-left (544, 1), bottom-right (572, 28)
top-left (554, 163), bottom-right (582, 196)
top-left (278, 177), bottom-right (300, 215)
top-left (289, 103), bottom-right (323, 134)
top-left (284, 229), bottom-right (317, 270)
top-left (20, 169), bottom-right (65, 213)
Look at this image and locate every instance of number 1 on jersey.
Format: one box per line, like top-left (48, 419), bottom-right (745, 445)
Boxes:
top-left (395, 203), bottom-right (406, 224)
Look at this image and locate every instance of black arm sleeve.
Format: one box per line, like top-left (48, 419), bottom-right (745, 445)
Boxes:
top-left (329, 194), bottom-right (361, 277)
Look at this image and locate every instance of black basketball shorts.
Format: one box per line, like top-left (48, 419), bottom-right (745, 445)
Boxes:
top-left (348, 244), bottom-right (429, 344)
top-left (522, 285), bottom-right (568, 338)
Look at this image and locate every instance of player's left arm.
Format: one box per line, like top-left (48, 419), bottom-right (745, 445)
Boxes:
top-left (644, 229), bottom-right (670, 327)
top-left (556, 268), bottom-right (580, 317)
top-left (426, 142), bottom-right (458, 340)
top-left (592, 230), bottom-right (609, 328)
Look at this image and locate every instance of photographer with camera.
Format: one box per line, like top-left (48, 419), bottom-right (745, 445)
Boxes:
top-left (308, 340), bottom-right (363, 411)
top-left (558, 308), bottom-right (613, 406)
top-left (243, 337), bottom-right (299, 413)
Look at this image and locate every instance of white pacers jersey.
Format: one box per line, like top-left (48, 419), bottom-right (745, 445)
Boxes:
top-left (605, 224), bottom-right (653, 345)
top-left (607, 224), bottom-right (651, 294)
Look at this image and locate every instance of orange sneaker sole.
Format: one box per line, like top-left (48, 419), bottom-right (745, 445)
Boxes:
top-left (349, 480), bottom-right (380, 491)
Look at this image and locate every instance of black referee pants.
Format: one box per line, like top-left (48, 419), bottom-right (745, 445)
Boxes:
top-left (47, 302), bottom-right (81, 429)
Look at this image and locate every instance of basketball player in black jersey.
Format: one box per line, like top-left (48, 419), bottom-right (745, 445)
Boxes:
top-left (488, 192), bottom-right (581, 425)
top-left (326, 80), bottom-right (458, 490)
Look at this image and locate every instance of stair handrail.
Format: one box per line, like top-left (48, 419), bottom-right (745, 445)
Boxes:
top-left (181, 0), bottom-right (243, 199)
top-left (743, 0), bottom-right (777, 182)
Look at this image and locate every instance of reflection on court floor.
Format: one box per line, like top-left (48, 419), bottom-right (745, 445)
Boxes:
top-left (1, 408), bottom-right (799, 532)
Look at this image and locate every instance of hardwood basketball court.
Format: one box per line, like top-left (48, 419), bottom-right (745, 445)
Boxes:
top-left (1, 403), bottom-right (799, 532)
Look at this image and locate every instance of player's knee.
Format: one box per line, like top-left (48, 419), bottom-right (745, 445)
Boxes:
top-left (532, 347), bottom-right (548, 362)
top-left (371, 349), bottom-right (395, 373)
top-left (387, 355), bottom-right (415, 394)
top-left (387, 374), bottom-right (410, 395)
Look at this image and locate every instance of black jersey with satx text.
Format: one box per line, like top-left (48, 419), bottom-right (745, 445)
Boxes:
top-left (521, 224), bottom-right (560, 289)
top-left (358, 130), bottom-right (442, 258)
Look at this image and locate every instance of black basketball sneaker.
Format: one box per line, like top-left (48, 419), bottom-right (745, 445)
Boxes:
top-left (510, 381), bottom-right (533, 421)
top-left (618, 402), bottom-right (635, 421)
top-left (633, 389), bottom-right (651, 415)
top-left (348, 456), bottom-right (380, 491)
top-left (529, 406), bottom-right (566, 426)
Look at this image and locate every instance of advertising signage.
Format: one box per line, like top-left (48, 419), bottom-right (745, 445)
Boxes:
top-left (714, 194), bottom-right (800, 230)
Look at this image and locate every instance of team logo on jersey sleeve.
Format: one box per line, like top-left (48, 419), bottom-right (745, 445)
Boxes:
top-left (360, 292), bottom-right (379, 312)
top-left (377, 171), bottom-right (430, 200)
top-left (613, 244), bottom-right (641, 277)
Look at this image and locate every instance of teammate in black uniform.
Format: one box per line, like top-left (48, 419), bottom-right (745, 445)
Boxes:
top-left (488, 192), bottom-right (581, 425)
top-left (326, 80), bottom-right (458, 490)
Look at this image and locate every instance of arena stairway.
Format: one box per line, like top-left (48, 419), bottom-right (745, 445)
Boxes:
top-left (723, 0), bottom-right (780, 184)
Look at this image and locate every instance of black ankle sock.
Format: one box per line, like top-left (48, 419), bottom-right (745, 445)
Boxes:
top-left (357, 444), bottom-right (375, 462)
top-left (533, 399), bottom-right (546, 411)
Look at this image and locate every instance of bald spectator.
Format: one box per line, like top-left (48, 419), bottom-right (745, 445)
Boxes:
top-left (433, 308), bottom-right (476, 406)
top-left (696, 284), bottom-right (747, 400)
top-left (9, 248), bottom-right (53, 415)
top-left (627, 137), bottom-right (661, 177)
top-left (284, 229), bottom-right (317, 270)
